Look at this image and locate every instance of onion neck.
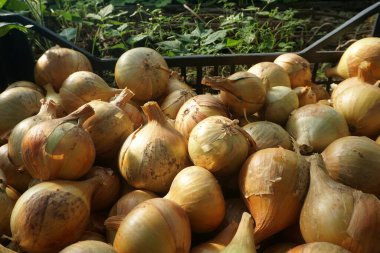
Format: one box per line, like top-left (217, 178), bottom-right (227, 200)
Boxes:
top-left (62, 104), bottom-right (95, 126)
top-left (357, 61), bottom-right (374, 84)
top-left (202, 76), bottom-right (236, 94)
top-left (111, 88), bottom-right (135, 108)
top-left (38, 99), bottom-right (57, 118)
top-left (142, 101), bottom-right (167, 125)
top-left (325, 66), bottom-right (338, 78)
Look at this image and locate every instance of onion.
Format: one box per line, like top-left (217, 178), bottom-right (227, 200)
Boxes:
top-left (34, 46), bottom-right (92, 91)
top-left (165, 166), bottom-right (225, 233)
top-left (261, 86), bottom-right (299, 125)
top-left (286, 104), bottom-right (350, 154)
top-left (274, 53), bottom-right (312, 88)
top-left (202, 72), bottom-right (266, 117)
top-left (165, 71), bottom-right (193, 95)
top-left (377, 135), bottom-right (380, 144)
top-left (325, 37), bottom-right (380, 83)
top-left (82, 88), bottom-right (135, 162)
top-left (115, 99), bottom-right (145, 130)
top-left (8, 99), bottom-right (57, 167)
top-left (112, 198), bottom-right (191, 253)
top-left (236, 114), bottom-right (261, 127)
top-left (248, 62), bottom-right (291, 90)
top-left (287, 242), bottom-right (351, 253)
top-left (309, 83), bottom-right (330, 101)
top-left (243, 121), bottom-right (292, 150)
top-left (21, 104), bottom-right (96, 180)
top-left (300, 154), bottom-right (380, 253)
top-left (175, 94), bottom-right (228, 139)
top-left (60, 240), bottom-right (117, 253)
top-left (223, 198), bottom-right (248, 228)
top-left (115, 47), bottom-right (170, 102)
top-left (161, 88), bottom-right (197, 119)
top-left (262, 243), bottom-right (297, 253)
top-left (188, 116), bottom-right (255, 177)
top-left (6, 81), bottom-right (44, 94)
top-left (10, 176), bottom-right (102, 253)
top-left (0, 87), bottom-right (43, 137)
top-left (79, 231), bottom-right (106, 242)
top-left (44, 83), bottom-right (66, 117)
top-left (239, 148), bottom-right (309, 243)
top-left (0, 183), bottom-right (15, 237)
top-left (293, 86), bottom-right (317, 106)
top-left (119, 101), bottom-right (189, 193)
top-left (322, 136), bottom-right (380, 196)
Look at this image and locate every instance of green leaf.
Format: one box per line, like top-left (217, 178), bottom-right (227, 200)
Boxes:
top-left (0, 0), bottom-right (7, 9)
top-left (155, 0), bottom-right (171, 8)
top-left (127, 34), bottom-right (149, 45)
top-left (226, 38), bottom-right (242, 47)
top-left (59, 27), bottom-right (77, 41)
top-left (203, 30), bottom-right (227, 45)
top-left (98, 4), bottom-right (114, 18)
top-left (108, 43), bottom-right (127, 50)
top-left (4, 0), bottom-right (27, 11)
top-left (61, 11), bottom-right (72, 22)
top-left (117, 23), bottom-right (129, 31)
top-left (86, 13), bottom-right (102, 20)
top-left (156, 40), bottom-right (181, 50)
top-left (111, 0), bottom-right (136, 5)
top-left (0, 22), bottom-right (27, 38)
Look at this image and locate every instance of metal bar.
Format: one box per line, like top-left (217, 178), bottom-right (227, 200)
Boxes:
top-left (372, 13), bottom-right (380, 36)
top-left (312, 63), bottom-right (319, 83)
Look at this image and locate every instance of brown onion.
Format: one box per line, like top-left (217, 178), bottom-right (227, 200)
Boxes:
top-left (0, 245), bottom-right (17, 253)
top-left (376, 135), bottom-right (380, 144)
top-left (60, 240), bottom-right (116, 253)
top-left (248, 62), bottom-right (291, 90)
top-left (287, 242), bottom-right (351, 253)
top-left (44, 83), bottom-right (66, 116)
top-left (34, 46), bottom-right (92, 91)
top-left (309, 83), bottom-right (330, 101)
top-left (79, 231), bottom-right (106, 242)
top-left (0, 183), bottom-right (15, 237)
top-left (6, 80), bottom-right (44, 94)
top-left (161, 88), bottom-right (197, 119)
top-left (274, 53), bottom-right (312, 88)
top-left (115, 99), bottom-right (145, 130)
top-left (293, 86), bottom-right (317, 107)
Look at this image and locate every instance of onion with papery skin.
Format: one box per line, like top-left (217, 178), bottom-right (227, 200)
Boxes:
top-left (202, 72), bottom-right (266, 117)
top-left (115, 99), bottom-right (145, 130)
top-left (165, 71), bottom-right (193, 95)
top-left (112, 198), bottom-right (191, 253)
top-left (377, 135), bottom-right (380, 144)
top-left (239, 147), bottom-right (309, 243)
top-left (0, 183), bottom-right (15, 237)
top-left (248, 62), bottom-right (291, 90)
top-left (60, 240), bottom-right (117, 253)
top-left (115, 47), bottom-right (170, 101)
top-left (274, 53), bottom-right (312, 88)
top-left (21, 104), bottom-right (96, 180)
top-left (286, 104), bottom-right (350, 154)
top-left (262, 243), bottom-right (297, 253)
top-left (237, 114), bottom-right (261, 127)
top-left (161, 88), bottom-right (197, 119)
top-left (287, 242), bottom-right (351, 253)
top-left (119, 101), bottom-right (189, 193)
top-left (44, 83), bottom-right (66, 117)
top-left (188, 116), bottom-right (255, 177)
top-left (293, 86), bottom-right (317, 107)
top-left (261, 86), bottom-right (299, 125)
top-left (0, 245), bottom-right (17, 253)
top-left (6, 81), bottom-right (44, 94)
top-left (60, 71), bottom-right (122, 113)
top-left (79, 231), bottom-right (106, 242)
top-left (300, 154), bottom-right (380, 253)
top-left (243, 121), bottom-right (292, 150)
top-left (8, 99), bottom-right (57, 167)
top-left (11, 177), bottom-right (102, 253)
top-left (325, 37), bottom-right (380, 83)
top-left (322, 136), bottom-right (380, 196)
top-left (175, 94), bottom-right (228, 139)
top-left (309, 83), bottom-right (330, 101)
top-left (0, 87), bottom-right (43, 137)
top-left (34, 46), bottom-right (92, 91)
top-left (165, 166), bottom-right (225, 233)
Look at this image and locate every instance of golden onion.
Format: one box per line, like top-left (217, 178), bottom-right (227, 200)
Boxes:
top-left (248, 61), bottom-right (291, 90)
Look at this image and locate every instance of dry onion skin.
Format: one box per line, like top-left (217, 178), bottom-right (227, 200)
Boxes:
top-left (44, 83), bottom-right (66, 117)
top-left (0, 87), bottom-right (43, 138)
top-left (60, 71), bottom-right (122, 113)
top-left (115, 47), bottom-right (170, 102)
top-left (0, 183), bottom-right (15, 237)
top-left (188, 116), bottom-right (255, 177)
top-left (175, 94), bottom-right (228, 139)
top-left (112, 198), bottom-right (191, 253)
top-left (243, 121), bottom-right (292, 150)
top-left (300, 155), bottom-right (380, 253)
top-left (274, 53), bottom-right (312, 88)
top-left (165, 71), bottom-right (193, 95)
top-left (248, 61), bottom-right (291, 90)
top-left (202, 72), bottom-right (266, 117)
top-left (34, 46), bottom-right (93, 91)
top-left (10, 177), bottom-right (102, 253)
top-left (161, 88), bottom-right (197, 119)
top-left (78, 231), bottom-right (106, 242)
top-left (293, 86), bottom-right (317, 107)
top-left (287, 242), bottom-right (351, 253)
top-left (325, 37), bottom-right (380, 83)
top-left (21, 104), bottom-right (96, 180)
top-left (119, 101), bottom-right (189, 193)
top-left (309, 83), bottom-right (330, 101)
top-left (286, 104), bottom-right (350, 154)
top-left (165, 166), bottom-right (225, 233)
top-left (322, 136), bottom-right (380, 196)
top-left (60, 240), bottom-right (117, 253)
top-left (239, 147), bottom-right (309, 243)
top-left (6, 80), bottom-right (44, 94)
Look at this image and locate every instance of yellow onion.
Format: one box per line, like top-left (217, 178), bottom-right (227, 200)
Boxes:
top-left (112, 198), bottom-right (191, 253)
top-left (8, 99), bottom-right (57, 167)
top-left (119, 101), bottom-right (189, 193)
top-left (300, 154), bottom-right (380, 253)
top-left (309, 83), bottom-right (330, 101)
top-left (44, 83), bottom-right (66, 117)
top-left (262, 243), bottom-right (297, 253)
top-left (322, 136), bottom-right (380, 196)
top-left (82, 88), bottom-right (134, 162)
top-left (261, 86), bottom-right (299, 125)
top-left (34, 46), bottom-right (92, 91)
top-left (286, 104), bottom-right (350, 154)
top-left (191, 222), bottom-right (238, 253)
top-left (239, 148), bottom-right (309, 243)
top-left (165, 71), bottom-right (193, 95)
top-left (220, 212), bottom-right (257, 253)
top-left (60, 240), bottom-right (117, 253)
top-left (274, 53), bottom-right (312, 88)
top-left (248, 62), bottom-right (291, 90)
top-left (175, 94), bottom-right (228, 139)
top-left (165, 166), bottom-right (225, 233)
top-left (0, 183), bottom-right (15, 237)
top-left (293, 86), bottom-right (317, 107)
top-left (21, 105), bottom-right (96, 180)
top-left (0, 87), bottom-right (43, 137)
top-left (332, 80), bottom-right (380, 137)
top-left (10, 176), bottom-right (102, 253)
top-left (161, 88), bottom-right (197, 119)
top-left (188, 116), bottom-right (255, 177)
top-left (115, 99), bottom-right (145, 130)
top-left (287, 242), bottom-right (351, 253)
top-left (202, 72), bottom-right (266, 117)
top-left (6, 80), bottom-right (44, 94)
top-left (325, 37), bottom-right (380, 83)
top-left (376, 135), bottom-right (380, 144)
top-left (0, 144), bottom-right (31, 193)
top-left (79, 231), bottom-right (106, 242)
top-left (115, 47), bottom-right (170, 102)
top-left (243, 121), bottom-right (292, 150)
top-left (60, 71), bottom-right (122, 113)
top-left (237, 114), bottom-right (261, 127)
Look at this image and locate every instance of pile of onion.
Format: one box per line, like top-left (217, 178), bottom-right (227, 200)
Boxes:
top-left (0, 183), bottom-right (15, 238)
top-left (248, 61), bottom-right (291, 90)
top-left (293, 86), bottom-right (317, 106)
top-left (60, 240), bottom-right (117, 253)
top-left (161, 88), bottom-right (197, 119)
top-left (274, 53), bottom-right (312, 88)
top-left (6, 81), bottom-right (44, 94)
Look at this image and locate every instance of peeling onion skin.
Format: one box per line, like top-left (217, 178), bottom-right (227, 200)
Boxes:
top-left (287, 242), bottom-right (351, 253)
top-left (60, 240), bottom-right (117, 253)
